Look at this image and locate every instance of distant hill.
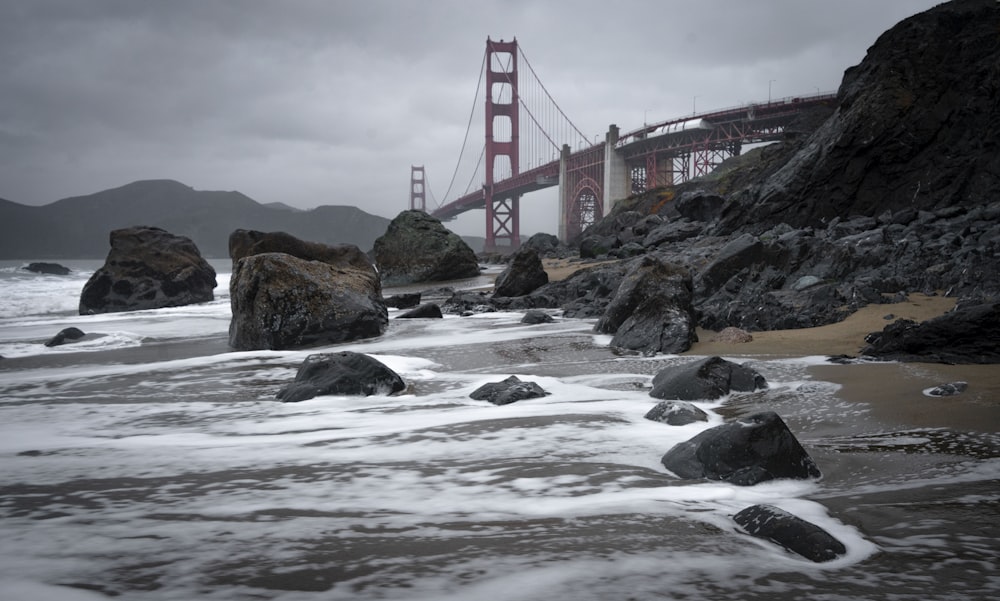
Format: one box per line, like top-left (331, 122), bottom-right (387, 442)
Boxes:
top-left (0, 180), bottom-right (393, 259)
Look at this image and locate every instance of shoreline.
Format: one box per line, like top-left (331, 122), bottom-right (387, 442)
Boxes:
top-left (542, 259), bottom-right (999, 434)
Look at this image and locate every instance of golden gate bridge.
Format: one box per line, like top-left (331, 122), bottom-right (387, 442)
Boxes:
top-left (410, 38), bottom-right (835, 251)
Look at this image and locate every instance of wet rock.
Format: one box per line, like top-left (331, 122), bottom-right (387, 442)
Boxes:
top-left (861, 302), bottom-right (1000, 363)
top-left (44, 327), bottom-right (87, 347)
top-left (650, 356), bottom-right (766, 401)
top-left (24, 262), bottom-right (70, 275)
top-left (228, 233), bottom-right (386, 350)
top-left (384, 293), bottom-right (421, 309)
top-left (470, 375), bottom-right (549, 406)
top-left (229, 229), bottom-right (376, 272)
top-left (521, 310), bottom-right (554, 324)
top-left (80, 226), bottom-right (216, 315)
top-left (924, 381), bottom-right (968, 397)
top-left (594, 255), bottom-right (697, 355)
top-left (397, 303), bottom-right (443, 319)
top-left (522, 232), bottom-right (564, 257)
top-left (373, 210), bottom-right (480, 286)
top-left (734, 504), bottom-right (847, 563)
top-left (494, 246), bottom-right (548, 297)
top-left (579, 234), bottom-right (616, 259)
top-left (660, 411), bottom-right (821, 485)
top-left (644, 401), bottom-right (709, 426)
top-left (277, 352), bottom-right (405, 403)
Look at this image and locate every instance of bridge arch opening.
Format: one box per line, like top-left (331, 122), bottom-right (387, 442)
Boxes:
top-left (566, 181), bottom-right (602, 242)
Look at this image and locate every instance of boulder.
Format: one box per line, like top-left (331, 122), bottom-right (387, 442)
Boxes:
top-left (660, 411), bottom-right (821, 486)
top-left (923, 381), bottom-right (968, 397)
top-left (861, 302), bottom-right (1000, 363)
top-left (650, 356), bottom-right (767, 401)
top-left (734, 504), bottom-right (847, 563)
top-left (384, 293), bottom-right (421, 309)
top-left (521, 310), bottom-right (554, 324)
top-left (594, 255), bottom-right (697, 355)
top-left (373, 210), bottom-right (480, 285)
top-left (79, 226), bottom-right (216, 315)
top-left (470, 375), bottom-right (549, 406)
top-left (228, 233), bottom-right (387, 350)
top-left (644, 401), bottom-right (709, 426)
top-left (396, 303), bottom-right (443, 319)
top-left (522, 232), bottom-right (562, 257)
top-left (493, 247), bottom-right (548, 297)
top-left (24, 262), bottom-right (70, 275)
top-left (277, 352), bottom-right (405, 403)
top-left (229, 229), bottom-right (375, 272)
top-left (44, 327), bottom-right (86, 347)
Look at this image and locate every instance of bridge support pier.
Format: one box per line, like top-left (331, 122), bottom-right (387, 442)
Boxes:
top-left (603, 124), bottom-right (628, 214)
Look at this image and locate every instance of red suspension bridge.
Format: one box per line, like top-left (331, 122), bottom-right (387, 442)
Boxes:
top-left (410, 38), bottom-right (836, 252)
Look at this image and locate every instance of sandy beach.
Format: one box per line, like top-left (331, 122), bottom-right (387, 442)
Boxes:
top-left (542, 259), bottom-right (999, 433)
top-left (690, 294), bottom-right (1000, 434)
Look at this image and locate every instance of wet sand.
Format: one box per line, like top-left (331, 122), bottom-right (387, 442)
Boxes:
top-left (685, 294), bottom-right (1000, 433)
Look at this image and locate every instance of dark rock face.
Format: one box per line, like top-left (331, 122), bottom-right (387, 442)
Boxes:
top-left (24, 262), bottom-right (70, 275)
top-left (373, 210), bottom-right (480, 285)
top-left (228, 233), bottom-right (387, 351)
top-left (734, 504), bottom-right (847, 563)
top-left (650, 356), bottom-right (767, 401)
top-left (396, 303), bottom-right (443, 319)
top-left (44, 327), bottom-right (86, 347)
top-left (861, 302), bottom-right (1000, 363)
top-left (80, 226), bottom-right (216, 315)
top-left (469, 375), bottom-right (549, 406)
top-left (644, 401), bottom-right (709, 426)
top-left (594, 255), bottom-right (697, 355)
top-left (494, 247), bottom-right (548, 297)
top-left (749, 0), bottom-right (1000, 230)
top-left (276, 352), bottom-right (405, 403)
top-left (660, 411), bottom-right (821, 486)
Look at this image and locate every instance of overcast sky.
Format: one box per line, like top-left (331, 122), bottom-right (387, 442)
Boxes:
top-left (0, 0), bottom-right (942, 236)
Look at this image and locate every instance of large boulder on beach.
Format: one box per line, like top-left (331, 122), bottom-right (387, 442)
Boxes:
top-left (493, 247), bottom-right (548, 297)
top-left (228, 231), bottom-right (387, 351)
top-left (660, 411), bottom-right (821, 486)
top-left (79, 226), bottom-right (216, 315)
top-left (594, 255), bottom-right (697, 355)
top-left (373, 210), bottom-right (480, 286)
top-left (861, 302), bottom-right (1000, 364)
top-left (650, 356), bottom-right (767, 401)
top-left (277, 352), bottom-right (406, 403)
top-left (734, 504), bottom-right (847, 563)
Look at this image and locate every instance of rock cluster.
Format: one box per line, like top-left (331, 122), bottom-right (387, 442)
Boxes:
top-left (79, 226), bottom-right (216, 315)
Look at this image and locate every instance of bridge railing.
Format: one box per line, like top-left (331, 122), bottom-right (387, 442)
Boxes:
top-left (616, 91), bottom-right (837, 148)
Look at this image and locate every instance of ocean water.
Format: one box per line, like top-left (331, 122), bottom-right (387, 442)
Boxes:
top-left (0, 260), bottom-right (997, 600)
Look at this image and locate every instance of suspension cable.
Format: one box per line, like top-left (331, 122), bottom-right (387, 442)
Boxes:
top-left (441, 49), bottom-right (487, 204)
top-left (518, 45), bottom-right (592, 147)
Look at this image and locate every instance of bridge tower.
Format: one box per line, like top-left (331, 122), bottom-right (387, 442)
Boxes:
top-left (409, 165), bottom-right (426, 211)
top-left (484, 38), bottom-right (520, 251)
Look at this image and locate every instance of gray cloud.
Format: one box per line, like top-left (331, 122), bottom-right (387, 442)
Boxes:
top-left (0, 0), bottom-right (940, 236)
